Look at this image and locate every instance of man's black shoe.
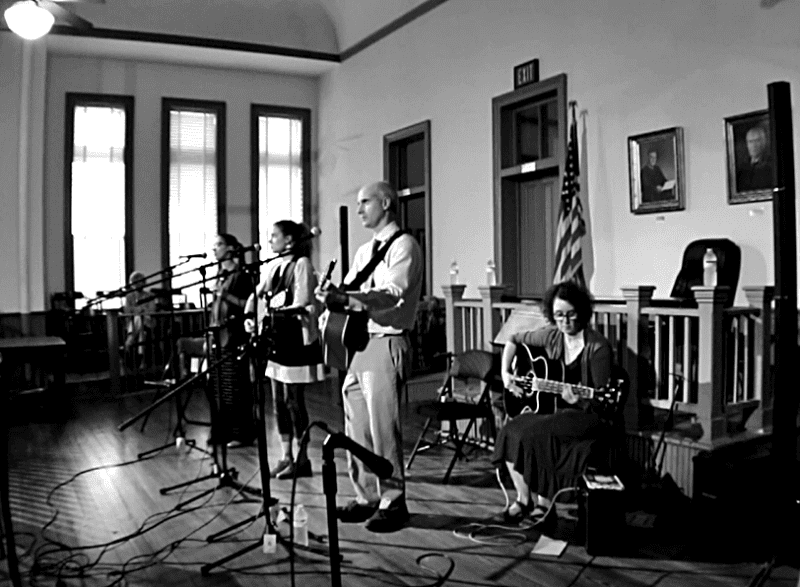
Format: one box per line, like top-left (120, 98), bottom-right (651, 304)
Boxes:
top-left (364, 502), bottom-right (410, 533)
top-left (336, 500), bottom-right (378, 523)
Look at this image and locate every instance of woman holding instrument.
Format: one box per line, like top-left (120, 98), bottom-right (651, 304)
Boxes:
top-left (245, 220), bottom-right (324, 479)
top-left (492, 281), bottom-right (614, 526)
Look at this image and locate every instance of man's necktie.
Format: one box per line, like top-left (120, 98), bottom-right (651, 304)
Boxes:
top-left (370, 240), bottom-right (382, 286)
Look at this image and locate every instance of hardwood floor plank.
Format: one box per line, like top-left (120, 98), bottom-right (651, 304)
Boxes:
top-left (2, 376), bottom-right (797, 587)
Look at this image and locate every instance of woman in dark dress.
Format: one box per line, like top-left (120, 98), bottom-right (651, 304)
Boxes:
top-left (209, 233), bottom-right (256, 448)
top-left (492, 281), bottom-right (614, 524)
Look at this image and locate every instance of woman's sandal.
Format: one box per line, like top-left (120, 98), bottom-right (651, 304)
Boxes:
top-left (502, 500), bottom-right (533, 524)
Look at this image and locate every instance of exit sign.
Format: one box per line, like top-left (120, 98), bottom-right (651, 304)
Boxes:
top-left (514, 58), bottom-right (539, 89)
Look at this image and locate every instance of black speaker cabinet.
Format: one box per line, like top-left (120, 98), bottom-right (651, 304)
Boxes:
top-left (577, 473), bottom-right (626, 556)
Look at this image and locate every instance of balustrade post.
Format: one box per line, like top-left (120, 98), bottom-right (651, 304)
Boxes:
top-left (743, 286), bottom-right (775, 432)
top-left (106, 309), bottom-right (121, 396)
top-left (478, 285), bottom-right (506, 352)
top-left (621, 286), bottom-right (655, 430)
top-left (692, 285), bottom-right (730, 444)
top-left (442, 284), bottom-right (466, 355)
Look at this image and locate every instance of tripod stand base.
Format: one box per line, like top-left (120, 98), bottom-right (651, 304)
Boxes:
top-left (170, 468), bottom-right (263, 510)
top-left (200, 526), bottom-right (334, 576)
top-left (206, 506), bottom-right (272, 542)
top-left (139, 436), bottom-right (209, 461)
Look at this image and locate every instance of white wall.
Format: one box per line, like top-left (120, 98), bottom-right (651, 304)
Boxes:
top-left (0, 34), bottom-right (47, 314)
top-left (42, 54), bottom-right (319, 298)
top-left (317, 0), bottom-right (800, 305)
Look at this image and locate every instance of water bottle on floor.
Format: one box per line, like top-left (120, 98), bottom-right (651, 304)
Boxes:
top-left (293, 504), bottom-right (309, 546)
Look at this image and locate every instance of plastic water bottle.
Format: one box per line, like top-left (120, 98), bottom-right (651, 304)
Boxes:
top-left (486, 259), bottom-right (497, 286)
top-left (449, 259), bottom-right (460, 285)
top-left (702, 248), bottom-right (718, 287)
top-left (293, 504), bottom-right (309, 546)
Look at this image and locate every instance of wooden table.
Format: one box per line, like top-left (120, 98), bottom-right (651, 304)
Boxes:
top-left (0, 336), bottom-right (66, 587)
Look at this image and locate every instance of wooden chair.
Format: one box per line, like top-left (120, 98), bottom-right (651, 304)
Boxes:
top-left (670, 237), bottom-right (741, 307)
top-left (405, 349), bottom-right (497, 483)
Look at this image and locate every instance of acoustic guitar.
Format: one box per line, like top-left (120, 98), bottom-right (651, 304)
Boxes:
top-left (504, 343), bottom-right (622, 418)
top-left (319, 260), bottom-right (369, 371)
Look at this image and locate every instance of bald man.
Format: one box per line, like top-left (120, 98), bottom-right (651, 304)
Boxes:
top-left (317, 181), bottom-right (423, 533)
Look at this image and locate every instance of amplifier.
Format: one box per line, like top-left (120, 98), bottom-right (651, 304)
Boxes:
top-left (577, 472), bottom-right (626, 556)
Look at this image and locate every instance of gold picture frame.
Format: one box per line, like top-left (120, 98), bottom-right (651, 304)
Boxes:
top-left (628, 127), bottom-right (686, 215)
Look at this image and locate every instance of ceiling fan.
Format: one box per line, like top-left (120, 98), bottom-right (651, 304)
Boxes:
top-left (2, 0), bottom-right (103, 40)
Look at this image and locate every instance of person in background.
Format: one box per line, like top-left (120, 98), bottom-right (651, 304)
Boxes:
top-left (123, 270), bottom-right (155, 373)
top-left (244, 220), bottom-right (324, 480)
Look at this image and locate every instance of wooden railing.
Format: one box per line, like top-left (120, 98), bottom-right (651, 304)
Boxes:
top-left (443, 282), bottom-right (775, 446)
top-left (103, 298), bottom-right (448, 392)
top-left (105, 308), bottom-right (207, 391)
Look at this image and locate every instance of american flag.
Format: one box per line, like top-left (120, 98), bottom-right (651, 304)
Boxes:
top-left (553, 103), bottom-right (586, 287)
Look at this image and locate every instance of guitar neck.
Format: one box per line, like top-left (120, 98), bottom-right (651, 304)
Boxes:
top-left (513, 376), bottom-right (596, 399)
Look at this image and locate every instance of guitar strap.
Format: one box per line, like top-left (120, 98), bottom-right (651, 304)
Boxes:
top-left (271, 257), bottom-right (298, 304)
top-left (341, 229), bottom-right (406, 290)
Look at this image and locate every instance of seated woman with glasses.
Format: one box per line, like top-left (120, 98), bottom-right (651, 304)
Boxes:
top-left (491, 280), bottom-right (614, 526)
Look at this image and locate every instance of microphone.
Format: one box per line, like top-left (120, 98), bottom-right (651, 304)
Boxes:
top-left (317, 423), bottom-right (393, 479)
top-left (180, 252), bottom-right (207, 260)
top-left (238, 243), bottom-right (262, 254)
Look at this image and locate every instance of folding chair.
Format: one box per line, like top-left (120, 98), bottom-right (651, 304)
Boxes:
top-left (405, 349), bottom-right (496, 483)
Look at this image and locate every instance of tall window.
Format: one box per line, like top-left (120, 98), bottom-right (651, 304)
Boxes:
top-left (250, 105), bottom-right (311, 258)
top-left (65, 94), bottom-right (133, 308)
top-left (162, 99), bottom-right (226, 306)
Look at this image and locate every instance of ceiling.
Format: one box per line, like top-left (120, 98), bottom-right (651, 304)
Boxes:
top-left (31, 0), bottom-right (436, 75)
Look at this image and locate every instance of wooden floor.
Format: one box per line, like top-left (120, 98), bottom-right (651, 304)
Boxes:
top-left (3, 375), bottom-right (799, 587)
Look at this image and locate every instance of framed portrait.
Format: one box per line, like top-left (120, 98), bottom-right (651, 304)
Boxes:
top-left (628, 127), bottom-right (685, 214)
top-left (725, 110), bottom-right (773, 204)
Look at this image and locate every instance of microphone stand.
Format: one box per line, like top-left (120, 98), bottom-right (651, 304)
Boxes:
top-left (80, 257), bottom-right (193, 312)
top-left (201, 246), bottom-right (332, 576)
top-left (322, 434), bottom-right (343, 587)
top-left (117, 259), bottom-right (263, 509)
top-left (120, 338), bottom-right (259, 507)
top-left (204, 258), bottom-right (274, 545)
top-left (135, 264), bottom-right (211, 459)
top-left (166, 325), bottom-right (262, 511)
top-left (319, 427), bottom-right (394, 587)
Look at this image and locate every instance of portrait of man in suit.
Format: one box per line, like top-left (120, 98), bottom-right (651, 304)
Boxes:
top-left (726, 111), bottom-right (773, 204)
top-left (736, 124), bottom-right (773, 192)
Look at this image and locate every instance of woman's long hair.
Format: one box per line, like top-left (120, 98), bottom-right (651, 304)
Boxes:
top-left (217, 233), bottom-right (242, 264)
top-left (273, 220), bottom-right (312, 259)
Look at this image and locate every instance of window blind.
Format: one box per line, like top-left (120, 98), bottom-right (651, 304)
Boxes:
top-left (71, 105), bottom-right (127, 308)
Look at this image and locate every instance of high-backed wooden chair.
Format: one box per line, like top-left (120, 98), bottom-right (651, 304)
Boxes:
top-left (670, 238), bottom-right (741, 307)
top-left (405, 349), bottom-right (497, 484)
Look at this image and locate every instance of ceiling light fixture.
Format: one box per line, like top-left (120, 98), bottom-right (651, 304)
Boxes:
top-left (4, 1), bottom-right (55, 41)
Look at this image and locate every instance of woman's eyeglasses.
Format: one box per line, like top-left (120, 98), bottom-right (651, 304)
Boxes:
top-left (554, 311), bottom-right (578, 321)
